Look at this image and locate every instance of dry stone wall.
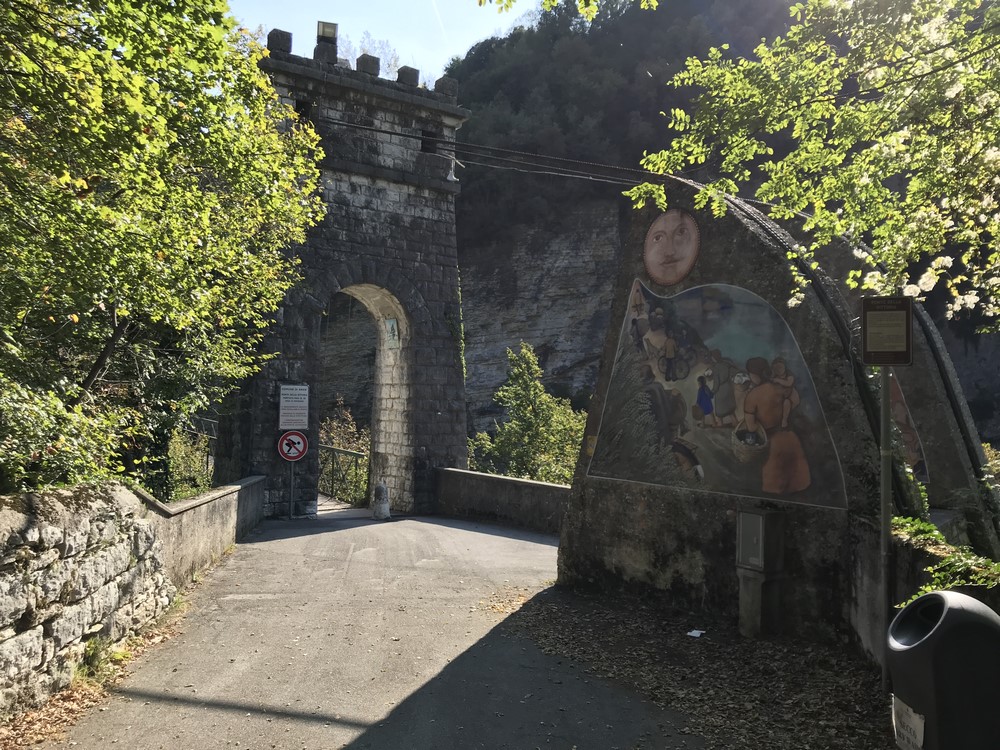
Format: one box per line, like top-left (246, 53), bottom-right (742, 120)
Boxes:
top-left (0, 486), bottom-right (175, 716)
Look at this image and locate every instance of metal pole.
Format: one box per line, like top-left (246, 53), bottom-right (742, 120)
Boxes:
top-left (289, 460), bottom-right (294, 520)
top-left (880, 365), bottom-right (892, 693)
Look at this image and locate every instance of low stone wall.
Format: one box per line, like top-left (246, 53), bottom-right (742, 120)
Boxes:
top-left (0, 477), bottom-right (266, 717)
top-left (0, 486), bottom-right (176, 717)
top-left (137, 476), bottom-right (266, 587)
top-left (435, 468), bottom-right (568, 534)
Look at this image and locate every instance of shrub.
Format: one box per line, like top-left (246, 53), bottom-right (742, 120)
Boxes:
top-left (893, 516), bottom-right (1000, 605)
top-left (166, 429), bottom-right (214, 501)
top-left (319, 399), bottom-right (370, 505)
top-left (0, 375), bottom-right (127, 493)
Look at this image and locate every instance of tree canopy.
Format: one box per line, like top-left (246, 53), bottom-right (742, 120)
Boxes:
top-left (630, 0), bottom-right (1000, 321)
top-left (0, 0), bottom-right (324, 490)
top-left (451, 0), bottom-right (789, 245)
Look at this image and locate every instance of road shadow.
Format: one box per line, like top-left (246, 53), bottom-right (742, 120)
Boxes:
top-left (335, 587), bottom-right (701, 750)
top-left (110, 587), bottom-right (699, 750)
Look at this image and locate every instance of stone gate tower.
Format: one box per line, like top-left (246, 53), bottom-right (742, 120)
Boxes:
top-left (216, 23), bottom-right (469, 516)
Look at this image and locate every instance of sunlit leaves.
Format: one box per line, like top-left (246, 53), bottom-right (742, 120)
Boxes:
top-left (0, 0), bottom-right (324, 489)
top-left (626, 0), bottom-right (1000, 324)
top-left (469, 342), bottom-right (585, 485)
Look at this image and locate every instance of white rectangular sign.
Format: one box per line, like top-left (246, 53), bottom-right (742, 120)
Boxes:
top-left (892, 695), bottom-right (925, 750)
top-left (279, 384), bottom-right (309, 430)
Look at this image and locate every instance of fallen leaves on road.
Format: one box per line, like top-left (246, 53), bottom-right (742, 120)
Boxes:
top-left (479, 586), bottom-right (533, 615)
top-left (495, 586), bottom-right (895, 750)
top-left (0, 679), bottom-right (105, 750)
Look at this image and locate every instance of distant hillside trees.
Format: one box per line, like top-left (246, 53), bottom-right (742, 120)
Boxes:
top-left (450, 0), bottom-right (790, 244)
top-left (0, 0), bottom-right (324, 492)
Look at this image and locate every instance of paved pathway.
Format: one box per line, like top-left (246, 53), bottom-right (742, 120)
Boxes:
top-left (42, 506), bottom-right (701, 749)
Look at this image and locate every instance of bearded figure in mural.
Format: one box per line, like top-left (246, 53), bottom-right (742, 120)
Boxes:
top-left (742, 357), bottom-right (811, 494)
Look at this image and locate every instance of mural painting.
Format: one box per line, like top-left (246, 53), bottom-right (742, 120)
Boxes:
top-left (588, 280), bottom-right (848, 509)
top-left (643, 209), bottom-right (700, 286)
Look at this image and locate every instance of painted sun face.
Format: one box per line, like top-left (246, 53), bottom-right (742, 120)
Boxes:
top-left (643, 209), bottom-right (700, 286)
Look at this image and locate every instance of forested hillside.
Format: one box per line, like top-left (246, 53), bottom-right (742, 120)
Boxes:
top-left (446, 1), bottom-right (795, 430)
top-left (447, 0), bottom-right (792, 246)
top-left (447, 0), bottom-right (1000, 442)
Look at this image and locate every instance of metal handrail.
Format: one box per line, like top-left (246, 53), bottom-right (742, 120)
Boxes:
top-left (318, 443), bottom-right (369, 505)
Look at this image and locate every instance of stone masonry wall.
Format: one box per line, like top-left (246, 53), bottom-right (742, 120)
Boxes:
top-left (559, 187), bottom-right (1000, 650)
top-left (0, 486), bottom-right (175, 717)
top-left (216, 26), bottom-right (469, 516)
top-left (435, 468), bottom-right (569, 534)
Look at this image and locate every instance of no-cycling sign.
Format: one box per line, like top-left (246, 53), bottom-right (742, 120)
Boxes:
top-left (278, 430), bottom-right (308, 462)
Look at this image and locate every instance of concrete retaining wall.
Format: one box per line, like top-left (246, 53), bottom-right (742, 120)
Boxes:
top-left (435, 468), bottom-right (568, 534)
top-left (138, 476), bottom-right (266, 587)
top-left (852, 525), bottom-right (1000, 663)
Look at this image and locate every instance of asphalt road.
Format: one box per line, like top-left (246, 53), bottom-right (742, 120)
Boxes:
top-left (41, 505), bottom-right (702, 750)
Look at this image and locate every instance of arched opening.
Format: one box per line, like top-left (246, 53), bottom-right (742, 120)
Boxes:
top-left (317, 293), bottom-right (376, 506)
top-left (317, 284), bottom-right (413, 511)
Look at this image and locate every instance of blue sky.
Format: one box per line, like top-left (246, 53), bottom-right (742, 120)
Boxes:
top-left (226, 0), bottom-right (536, 82)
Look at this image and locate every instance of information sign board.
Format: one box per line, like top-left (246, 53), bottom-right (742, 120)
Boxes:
top-left (862, 297), bottom-right (913, 366)
top-left (279, 384), bottom-right (309, 430)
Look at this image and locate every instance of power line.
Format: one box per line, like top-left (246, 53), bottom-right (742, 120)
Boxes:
top-left (455, 156), bottom-right (640, 188)
top-left (316, 116), bottom-right (671, 184)
top-left (315, 114), bottom-right (799, 216)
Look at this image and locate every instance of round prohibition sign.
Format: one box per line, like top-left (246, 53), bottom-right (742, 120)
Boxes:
top-left (278, 430), bottom-right (308, 462)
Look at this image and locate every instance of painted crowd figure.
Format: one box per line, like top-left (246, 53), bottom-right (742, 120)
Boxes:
top-left (742, 356), bottom-right (811, 494)
top-left (696, 375), bottom-right (719, 427)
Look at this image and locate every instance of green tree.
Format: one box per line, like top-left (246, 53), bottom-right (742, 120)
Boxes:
top-left (0, 0), bottom-right (324, 491)
top-left (469, 342), bottom-right (586, 484)
top-left (478, 0), bottom-right (659, 22)
top-left (451, 1), bottom-right (788, 244)
top-left (625, 0), bottom-right (1000, 320)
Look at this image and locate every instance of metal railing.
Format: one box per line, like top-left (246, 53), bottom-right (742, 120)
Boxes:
top-left (318, 443), bottom-right (369, 505)
top-left (182, 417), bottom-right (218, 482)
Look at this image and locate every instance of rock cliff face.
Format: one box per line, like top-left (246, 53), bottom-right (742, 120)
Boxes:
top-left (457, 197), bottom-right (1000, 450)
top-left (934, 319), bottom-right (1000, 444)
top-left (460, 199), bottom-right (625, 433)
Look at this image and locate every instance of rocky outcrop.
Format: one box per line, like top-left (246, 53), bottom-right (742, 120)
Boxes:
top-left (461, 199), bottom-right (624, 432)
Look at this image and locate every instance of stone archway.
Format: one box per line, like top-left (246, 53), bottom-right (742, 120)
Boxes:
top-left (213, 24), bottom-right (469, 517)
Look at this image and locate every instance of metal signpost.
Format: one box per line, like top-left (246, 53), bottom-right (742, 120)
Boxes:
top-left (278, 385), bottom-right (309, 519)
top-left (278, 429), bottom-right (308, 520)
top-left (861, 296), bottom-right (913, 693)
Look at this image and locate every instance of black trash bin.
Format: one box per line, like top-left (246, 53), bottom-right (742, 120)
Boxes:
top-left (887, 590), bottom-right (1000, 750)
